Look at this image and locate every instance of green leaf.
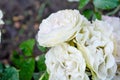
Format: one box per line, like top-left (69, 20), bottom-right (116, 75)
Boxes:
top-left (39, 71), bottom-right (49, 80)
top-left (1, 67), bottom-right (19, 80)
top-left (11, 51), bottom-right (35, 80)
top-left (33, 72), bottom-right (46, 80)
top-left (19, 58), bottom-right (35, 80)
top-left (0, 63), bottom-right (4, 78)
top-left (82, 9), bottom-right (94, 19)
top-left (12, 39), bottom-right (36, 80)
top-left (79, 0), bottom-right (90, 9)
top-left (33, 73), bottom-right (41, 80)
top-left (19, 39), bottom-right (35, 56)
top-left (93, 0), bottom-right (119, 10)
top-left (92, 11), bottom-right (101, 20)
top-left (36, 54), bottom-right (46, 72)
top-left (37, 45), bottom-right (47, 53)
top-left (0, 63), bottom-right (3, 73)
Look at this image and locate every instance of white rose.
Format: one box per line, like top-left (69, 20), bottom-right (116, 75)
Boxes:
top-left (0, 10), bottom-right (4, 43)
top-left (0, 10), bottom-right (4, 24)
top-left (45, 43), bottom-right (89, 80)
top-left (102, 16), bottom-right (120, 63)
top-left (76, 20), bottom-right (117, 80)
top-left (37, 9), bottom-right (89, 47)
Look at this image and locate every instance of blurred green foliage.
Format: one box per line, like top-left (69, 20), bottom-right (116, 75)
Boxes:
top-left (37, 45), bottom-right (47, 53)
top-left (39, 71), bottom-right (49, 80)
top-left (93, 0), bottom-right (119, 10)
top-left (79, 0), bottom-right (120, 20)
top-left (0, 63), bottom-right (19, 80)
top-left (11, 39), bottom-right (35, 80)
top-left (2, 39), bottom-right (48, 80)
top-left (79, 0), bottom-right (90, 9)
top-left (36, 54), bottom-right (46, 72)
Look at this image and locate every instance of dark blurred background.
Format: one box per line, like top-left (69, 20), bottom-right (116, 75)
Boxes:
top-left (0, 0), bottom-right (79, 63)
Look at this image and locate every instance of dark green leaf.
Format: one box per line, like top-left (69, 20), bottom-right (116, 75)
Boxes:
top-left (33, 72), bottom-right (44, 80)
top-left (33, 73), bottom-right (40, 80)
top-left (92, 12), bottom-right (101, 20)
top-left (0, 63), bottom-right (3, 73)
top-left (79, 0), bottom-right (90, 9)
top-left (37, 45), bottom-right (47, 53)
top-left (0, 63), bottom-right (3, 78)
top-left (39, 71), bottom-right (49, 80)
top-left (11, 51), bottom-right (35, 80)
top-left (82, 9), bottom-right (94, 19)
top-left (19, 58), bottom-right (35, 80)
top-left (36, 54), bottom-right (46, 72)
top-left (11, 51), bottom-right (24, 68)
top-left (1, 67), bottom-right (19, 80)
top-left (19, 39), bottom-right (35, 56)
top-left (93, 0), bottom-right (119, 10)
top-left (12, 39), bottom-right (36, 80)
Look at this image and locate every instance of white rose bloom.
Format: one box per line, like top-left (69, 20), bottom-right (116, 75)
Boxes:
top-left (76, 20), bottom-right (117, 80)
top-left (102, 16), bottom-right (120, 63)
top-left (45, 43), bottom-right (89, 80)
top-left (0, 10), bottom-right (4, 43)
top-left (37, 9), bottom-right (89, 47)
top-left (0, 10), bottom-right (4, 24)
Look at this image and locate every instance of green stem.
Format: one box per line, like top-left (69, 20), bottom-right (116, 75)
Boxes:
top-left (106, 5), bottom-right (120, 16)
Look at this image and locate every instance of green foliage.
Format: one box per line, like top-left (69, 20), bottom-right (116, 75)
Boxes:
top-left (93, 0), bottom-right (119, 10)
top-left (82, 9), bottom-right (101, 20)
top-left (0, 63), bottom-right (19, 80)
top-left (79, 0), bottom-right (120, 20)
top-left (33, 72), bottom-right (41, 80)
top-left (19, 58), bottom-right (35, 80)
top-left (79, 0), bottom-right (90, 9)
top-left (0, 63), bottom-right (3, 73)
top-left (37, 45), bottom-right (47, 53)
top-left (11, 39), bottom-right (35, 80)
top-left (39, 71), bottom-right (49, 80)
top-left (82, 9), bottom-right (94, 20)
top-left (93, 11), bottom-right (101, 20)
top-left (19, 39), bottom-right (35, 56)
top-left (12, 52), bottom-right (35, 80)
top-left (11, 39), bottom-right (48, 80)
top-left (35, 54), bottom-right (47, 80)
top-left (36, 54), bottom-right (46, 72)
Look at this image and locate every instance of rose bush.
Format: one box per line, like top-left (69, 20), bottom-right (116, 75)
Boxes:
top-left (37, 9), bottom-right (89, 47)
top-left (45, 43), bottom-right (89, 80)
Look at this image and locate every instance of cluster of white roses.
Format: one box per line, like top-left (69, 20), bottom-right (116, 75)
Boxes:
top-left (0, 10), bottom-right (4, 43)
top-left (37, 9), bottom-right (118, 80)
